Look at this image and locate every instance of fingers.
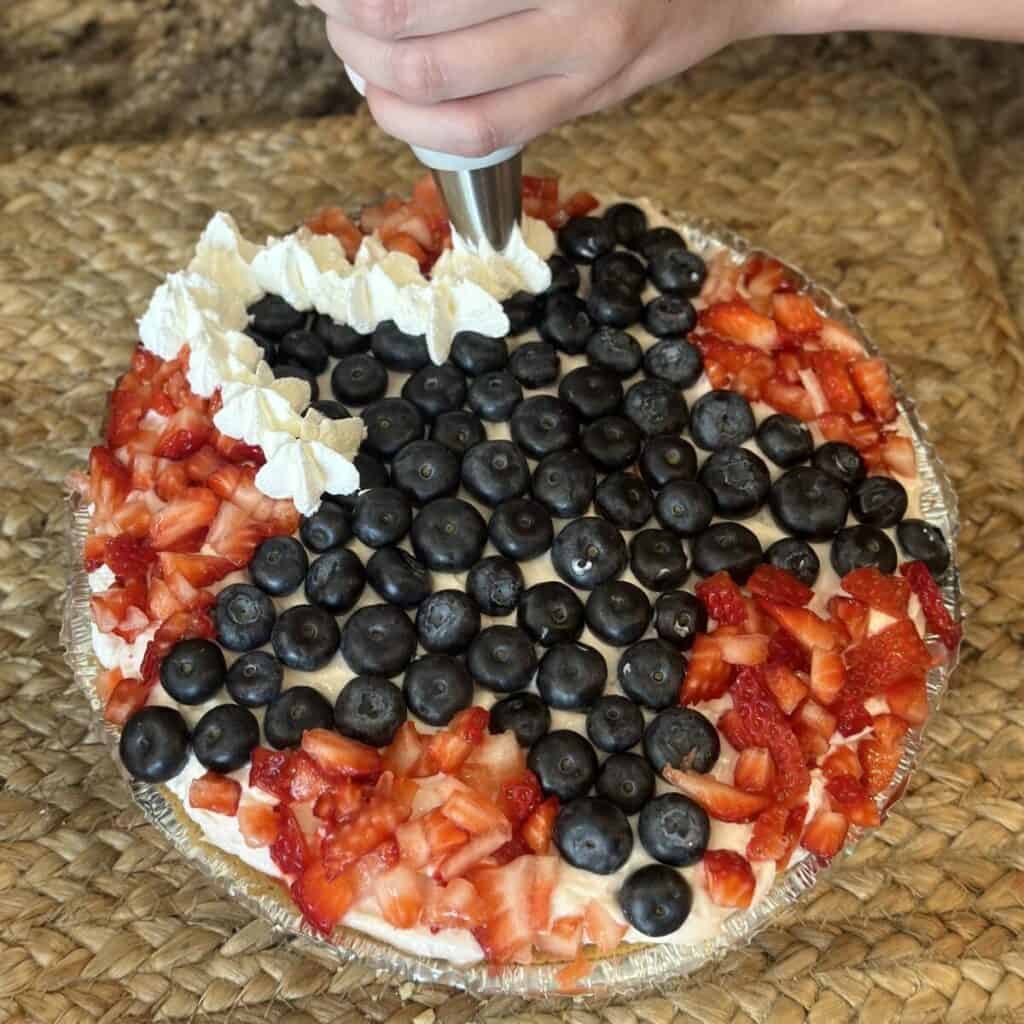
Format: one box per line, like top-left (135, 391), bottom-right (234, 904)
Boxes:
top-left (325, 11), bottom-right (573, 104)
top-left (312, 0), bottom-right (534, 39)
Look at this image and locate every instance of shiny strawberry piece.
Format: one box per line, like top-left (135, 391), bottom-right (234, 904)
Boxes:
top-left (438, 828), bottom-right (511, 882)
top-left (851, 358), bottom-right (898, 423)
top-left (458, 731), bottom-right (526, 798)
top-left (809, 648), bottom-right (846, 705)
top-left (716, 709), bottom-right (749, 751)
top-left (188, 771), bottom-right (241, 815)
top-left (679, 634), bottom-right (734, 705)
top-left (766, 627), bottom-right (811, 672)
top-left (489, 835), bottom-right (533, 867)
top-left (801, 809), bottom-right (849, 859)
top-left (301, 728), bottom-right (382, 780)
top-left (286, 751), bottom-right (333, 803)
top-left (810, 351), bottom-right (861, 414)
top-left (763, 663), bottom-right (809, 716)
top-left (772, 293), bottom-right (822, 333)
top-left (535, 915), bottom-right (583, 960)
top-left (885, 674), bottom-right (929, 725)
top-left (703, 850), bottom-right (756, 908)
top-left (663, 767), bottom-right (771, 823)
top-left (759, 601), bottom-right (838, 652)
top-left (701, 300), bottom-right (779, 351)
top-left (521, 796), bottom-right (559, 855)
top-left (825, 775), bottom-right (880, 827)
top-left (154, 406), bottom-right (212, 460)
top-left (841, 567), bottom-right (910, 618)
top-left (270, 806), bottom-right (309, 875)
top-left (89, 446), bottom-right (132, 523)
top-left (313, 778), bottom-right (366, 823)
top-left (305, 207), bottom-right (364, 260)
top-left (819, 318), bottom-right (865, 360)
top-left (844, 618), bottom-right (931, 694)
top-left (746, 804), bottom-right (789, 862)
top-left (761, 378), bottom-right (816, 421)
top-left (149, 486), bottom-right (219, 551)
top-left (901, 560), bottom-right (961, 650)
top-left (423, 877), bottom-right (487, 931)
top-left (442, 788), bottom-right (508, 835)
top-left (321, 795), bottom-right (412, 877)
top-left (695, 571), bottom-right (747, 626)
top-left (733, 747), bottom-right (775, 794)
top-left (249, 747), bottom-right (294, 800)
top-left (499, 770), bottom-right (542, 826)
top-left (156, 552), bottom-right (235, 587)
top-left (827, 595), bottom-right (870, 644)
top-left (859, 714), bottom-right (909, 795)
top-left (746, 564), bottom-right (813, 607)
top-left (422, 807), bottom-right (469, 859)
top-left (349, 839), bottom-right (400, 895)
top-left (375, 864), bottom-right (428, 928)
top-left (583, 898), bottom-right (628, 954)
top-left (775, 803), bottom-right (808, 869)
top-left (103, 677), bottom-right (150, 725)
top-left (822, 745), bottom-right (862, 780)
top-left (715, 633), bottom-right (770, 666)
top-left (833, 691), bottom-right (873, 737)
top-left (471, 855), bottom-right (538, 963)
top-left (382, 721), bottom-right (427, 778)
top-left (238, 800), bottom-right (279, 847)
top-left (291, 860), bottom-right (357, 936)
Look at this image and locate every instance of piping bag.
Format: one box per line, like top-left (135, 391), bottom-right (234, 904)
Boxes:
top-left (345, 67), bottom-right (523, 251)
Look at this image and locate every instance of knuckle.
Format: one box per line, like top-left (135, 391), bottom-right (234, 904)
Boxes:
top-left (346, 0), bottom-right (408, 38)
top-left (390, 43), bottom-right (445, 101)
top-left (453, 110), bottom-right (503, 159)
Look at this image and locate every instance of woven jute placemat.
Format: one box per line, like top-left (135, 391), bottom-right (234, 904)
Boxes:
top-left (0, 72), bottom-right (1022, 1023)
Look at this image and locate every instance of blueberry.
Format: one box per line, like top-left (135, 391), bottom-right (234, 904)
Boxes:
top-left (431, 409), bottom-right (487, 455)
top-left (851, 475), bottom-right (908, 528)
top-left (401, 363), bottom-right (468, 420)
top-left (331, 353), bottom-right (387, 405)
top-left (248, 294), bottom-right (304, 338)
top-left (467, 556), bottom-right (524, 617)
top-left (619, 864), bottom-right (692, 937)
top-left (508, 341), bottom-right (560, 389)
top-left (640, 435), bottom-right (697, 489)
top-left (698, 446), bottom-right (771, 518)
top-left (559, 365), bottom-right (623, 420)
top-left (537, 642), bottom-right (607, 710)
top-left (272, 605), bottom-right (341, 671)
top-left (119, 706), bottom-right (190, 782)
top-left (831, 525), bottom-right (898, 576)
top-left (649, 247), bottom-right (707, 298)
top-left (585, 580), bottom-right (651, 646)
top-left (586, 327), bottom-right (643, 377)
top-left (592, 250), bottom-right (647, 293)
top-left (490, 692), bottom-right (551, 748)
top-left (371, 320), bottom-right (429, 371)
top-left (587, 280), bottom-right (645, 328)
top-left (604, 202), bottom-right (648, 247)
top-left (273, 363), bottom-right (319, 403)
top-left (160, 638), bottom-right (226, 704)
top-left (554, 797), bottom-right (633, 874)
top-left (623, 379), bottom-right (688, 437)
top-left (410, 497), bottom-right (488, 571)
top-left (638, 793), bottom-right (709, 866)
top-left (546, 253), bottom-right (581, 294)
top-left (461, 440), bottom-right (530, 506)
top-left (226, 651), bottom-right (283, 707)
top-left (637, 226), bottom-right (686, 261)
top-left (595, 472), bottom-right (654, 530)
top-left (813, 441), bottom-right (866, 489)
top-left (366, 547), bottom-right (432, 607)
top-left (764, 537), bottom-right (820, 586)
top-left (518, 581), bottom-right (585, 646)
top-left (539, 292), bottom-right (593, 354)
top-left (551, 517), bottom-right (628, 590)
top-left (416, 589), bottom-right (481, 654)
top-left (352, 488), bottom-right (413, 547)
top-left (313, 316), bottom-right (370, 357)
top-left (559, 215), bottom-right (615, 263)
top-left (215, 584), bottom-right (276, 652)
top-left (334, 675), bottom-right (407, 747)
top-left (756, 413), bottom-right (813, 467)
top-left (652, 591), bottom-right (706, 650)
top-left (278, 328), bottom-right (329, 374)
top-left (692, 522), bottom-right (763, 582)
top-left (510, 395), bottom-right (578, 459)
top-left (467, 370), bottom-right (523, 422)
top-left (362, 398), bottom-right (424, 458)
top-left (450, 331), bottom-right (508, 376)
top-left (897, 519), bottom-right (951, 576)
top-left (532, 450), bottom-right (596, 519)
top-left (643, 338), bottom-right (703, 387)
top-left (299, 501), bottom-right (351, 553)
top-left (618, 639), bottom-right (685, 709)
top-left (249, 536), bottom-right (310, 598)
top-left (586, 695), bottom-right (645, 753)
top-left (643, 707), bottom-right (719, 773)
top-left (690, 390), bottom-right (756, 451)
top-left (489, 499), bottom-right (554, 561)
top-left (341, 604), bottom-right (418, 677)
top-left (580, 416), bottom-right (644, 471)
top-left (645, 295), bottom-right (697, 337)
top-left (264, 686), bottom-right (334, 749)
top-left (391, 440), bottom-right (461, 504)
top-left (310, 399), bottom-right (352, 420)
top-left (597, 753), bottom-right (656, 815)
top-left (305, 548), bottom-right (366, 613)
top-left (192, 704), bottom-right (260, 773)
top-left (770, 466), bottom-right (850, 540)
top-left (528, 730), bottom-right (599, 801)
top-left (467, 625), bottom-right (538, 693)
top-left (352, 452), bottom-right (390, 490)
top-left (654, 480), bottom-right (714, 537)
top-left (503, 291), bottom-right (541, 335)
top-left (630, 529), bottom-right (689, 590)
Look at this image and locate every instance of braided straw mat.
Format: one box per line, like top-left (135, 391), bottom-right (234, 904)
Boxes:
top-left (0, 71), bottom-right (1022, 1024)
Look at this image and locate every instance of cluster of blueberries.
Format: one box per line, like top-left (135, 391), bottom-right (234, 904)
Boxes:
top-left (119, 203), bottom-right (951, 937)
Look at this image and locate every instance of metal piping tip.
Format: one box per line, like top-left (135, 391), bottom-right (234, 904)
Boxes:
top-left (432, 151), bottom-right (523, 252)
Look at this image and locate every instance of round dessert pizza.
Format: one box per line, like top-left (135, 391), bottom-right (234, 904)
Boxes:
top-left (69, 175), bottom-right (961, 989)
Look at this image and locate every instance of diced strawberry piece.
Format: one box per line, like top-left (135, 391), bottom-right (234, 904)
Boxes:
top-left (817, 412), bottom-right (857, 446)
top-left (730, 353), bottom-right (777, 402)
top-left (155, 461), bottom-right (190, 501)
top-left (818, 318), bottom-right (864, 360)
top-left (238, 800), bottom-right (279, 847)
top-left (349, 839), bottom-right (400, 895)
top-left (530, 855), bottom-right (559, 934)
top-left (859, 714), bottom-right (908, 795)
top-left (810, 351), bottom-right (861, 414)
top-left (103, 677), bottom-right (150, 725)
top-left (759, 601), bottom-right (838, 652)
top-left (701, 300), bottom-right (780, 351)
top-left (270, 806), bottom-right (309, 876)
top-left (439, 827), bottom-right (511, 882)
top-left (395, 819), bottom-right (431, 869)
top-left (521, 796), bottom-right (559, 854)
top-left (383, 231), bottom-right (429, 267)
top-left (828, 595), bottom-right (870, 644)
top-left (522, 175), bottom-right (559, 201)
top-left (679, 634), bottom-right (734, 705)
top-left (703, 357), bottom-right (729, 388)
top-left (561, 191), bottom-right (600, 219)
top-left (471, 855), bottom-right (537, 962)
top-left (291, 860), bottom-right (358, 936)
top-left (148, 486), bottom-right (218, 551)
top-left (695, 571), bottom-right (746, 625)
top-left (305, 206), bottom-right (364, 260)
top-left (102, 534), bottom-right (156, 581)
top-left (583, 899), bottom-right (628, 954)
top-left (106, 388), bottom-right (148, 448)
top-left (313, 778), bottom-right (365, 823)
top-left (734, 747), bottom-right (775, 794)
top-left (89, 446), bottom-right (132, 523)
top-left (535, 916), bottom-right (583, 960)
top-left (774, 351), bottom-right (802, 383)
top-left (809, 648), bottom-right (846, 705)
top-left (841, 567), bottom-right (910, 618)
top-left (798, 368), bottom-right (830, 417)
top-left (156, 552), bottom-right (235, 587)
top-left (763, 663), bottom-right (809, 715)
top-left (743, 255), bottom-right (790, 299)
top-left (249, 747), bottom-right (294, 800)
top-left (382, 721), bottom-right (427, 778)
top-left (84, 533), bottom-right (108, 572)
top-left (188, 771), bottom-right (241, 815)
top-left (901, 560), bottom-right (961, 650)
top-left (211, 429), bottom-right (265, 466)
top-left (769, 803), bottom-right (805, 869)
top-left (424, 730), bottom-right (475, 775)
top-left (498, 770), bottom-right (543, 826)
top-left (715, 709), bottom-right (748, 751)
top-left (741, 597), bottom-right (766, 635)
top-left (703, 850), bottom-right (756, 908)
top-left (422, 807), bottom-right (469, 860)
top-left (761, 378), bottom-right (817, 421)
top-left (154, 406), bottom-right (212, 460)
top-left (491, 835), bottom-right (533, 866)
top-left (772, 293), bottom-right (822, 333)
top-left (182, 445), bottom-right (227, 483)
top-left (766, 627), bottom-right (811, 672)
top-left (851, 359), bottom-right (897, 423)
top-left (885, 674), bottom-right (929, 725)
top-left (700, 251), bottom-right (742, 304)
top-left (834, 691), bottom-right (873, 737)
top-left (662, 767), bottom-right (771, 822)
top-left (423, 877), bottom-right (488, 931)
top-left (285, 751), bottom-right (332, 803)
top-left (321, 793), bottom-right (413, 876)
top-left (374, 864), bottom-right (427, 929)
top-left (793, 698), bottom-right (838, 740)
top-left (555, 957), bottom-right (592, 991)
top-left (442, 788), bottom-right (508, 835)
top-left (716, 633), bottom-right (770, 666)
top-left (95, 667), bottom-right (124, 704)
top-left (801, 809), bottom-right (849, 859)
top-left (746, 804), bottom-right (789, 862)
top-left (746, 564), bottom-right (813, 607)
top-left (844, 618), bottom-right (931, 694)
top-left (825, 775), bottom-right (880, 827)
top-left (822, 745), bottom-right (862, 780)
top-left (458, 731), bottom-right (526, 798)
top-left (300, 729), bottom-right (381, 781)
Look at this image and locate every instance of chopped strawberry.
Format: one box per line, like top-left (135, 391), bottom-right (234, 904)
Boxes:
top-left (696, 571), bottom-right (747, 626)
top-left (270, 806), bottom-right (309, 876)
top-left (211, 430), bottom-right (265, 466)
top-left (555, 957), bottom-right (593, 991)
top-left (442, 788), bottom-right (508, 835)
top-left (521, 796), bottom-right (559, 854)
top-left (458, 731), bottom-right (526, 798)
top-left (188, 771), bottom-right (241, 815)
top-left (818, 318), bottom-right (864, 359)
top-left (841, 567), bottom-right (910, 618)
top-left (422, 807), bottom-right (470, 860)
top-left (885, 674), bottom-right (929, 725)
top-left (766, 626), bottom-right (811, 672)
top-left (249, 747), bottom-right (294, 800)
top-left (716, 709), bottom-right (749, 751)
top-left (827, 595), bottom-right (870, 644)
top-left (817, 412), bottom-right (857, 446)
top-left (561, 191), bottom-right (600, 218)
top-left (313, 778), bottom-right (365, 823)
top-left (395, 819), bottom-right (431, 869)
top-left (825, 775), bottom-right (880, 827)
top-left (182, 445), bottom-right (227, 483)
top-left (155, 461), bottom-right (190, 501)
top-left (703, 850), bottom-right (756, 908)
top-left (438, 827), bottom-right (511, 882)
top-left (844, 618), bottom-right (931, 694)
top-left (154, 406), bottom-right (212, 460)
top-left (822, 745), bottom-right (862, 780)
top-left (89, 446), bottom-right (132, 523)
top-left (384, 232), bottom-right (429, 267)
top-left (733, 747), bottom-right (775, 794)
top-left (491, 835), bottom-right (533, 866)
top-left (349, 839), bottom-right (400, 895)
top-left (382, 721), bottom-right (427, 778)
top-left (763, 663), bottom-right (809, 715)
top-left (424, 706), bottom-right (489, 774)
top-left (746, 564), bottom-right (813, 608)
top-left (701, 300), bottom-right (779, 351)
top-left (103, 534), bottom-right (156, 581)
top-left (810, 351), bottom-right (861, 414)
top-left (701, 251), bottom-right (742, 304)
top-left (801, 809), bottom-right (849, 859)
top-left (746, 804), bottom-right (789, 862)
top-left (423, 877), bottom-right (487, 931)
top-left (772, 292), bottom-right (822, 334)
top-left (156, 552), bottom-right (235, 587)
top-left (238, 800), bottom-right (279, 847)
top-left (321, 791), bottom-right (414, 876)
top-left (716, 633), bottom-right (770, 666)
top-left (535, 915), bottom-right (583, 960)
top-left (798, 368), bottom-right (830, 417)
top-left (743, 255), bottom-right (791, 299)
top-left (759, 601), bottom-right (838, 652)
top-left (851, 359), bottom-right (897, 423)
top-left (793, 698), bottom-right (838, 740)
top-left (103, 677), bottom-right (150, 725)
top-left (679, 634), bottom-right (734, 705)
top-left (148, 486), bottom-right (219, 551)
top-left (522, 175), bottom-right (559, 202)
top-left (833, 691), bottom-right (873, 737)
top-left (139, 606), bottom-right (215, 683)
top-left (305, 207), bottom-right (363, 260)
top-left (901, 560), bottom-right (961, 650)
top-left (809, 648), bottom-right (846, 705)
top-left (109, 499), bottom-right (155, 542)
top-left (583, 899), bottom-right (628, 954)
top-left (94, 667), bottom-right (124, 704)
top-left (849, 418), bottom-right (881, 450)
top-left (284, 751), bottom-right (332, 803)
top-left (662, 767), bottom-right (771, 822)
top-left (761, 378), bottom-right (817, 421)
top-left (775, 803), bottom-right (808, 869)
top-left (530, 855), bottom-right (559, 934)
top-left (498, 770), bottom-right (543, 826)
top-left (859, 714), bottom-right (909, 795)
top-left (471, 855), bottom-right (538, 963)
top-left (879, 433), bottom-right (916, 477)
top-left (291, 860), bottom-right (358, 936)
top-left (106, 388), bottom-right (148, 449)
top-left (301, 728), bottom-right (382, 780)
top-left (374, 864), bottom-right (427, 928)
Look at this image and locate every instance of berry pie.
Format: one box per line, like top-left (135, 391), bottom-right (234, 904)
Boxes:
top-left (71, 175), bottom-right (960, 986)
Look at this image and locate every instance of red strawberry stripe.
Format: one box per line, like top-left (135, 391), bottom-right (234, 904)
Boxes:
top-left (901, 560), bottom-right (961, 650)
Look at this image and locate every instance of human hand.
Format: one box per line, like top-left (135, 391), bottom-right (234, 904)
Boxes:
top-left (310, 0), bottom-right (776, 157)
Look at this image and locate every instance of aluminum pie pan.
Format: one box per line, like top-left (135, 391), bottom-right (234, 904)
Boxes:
top-left (61, 208), bottom-right (962, 998)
